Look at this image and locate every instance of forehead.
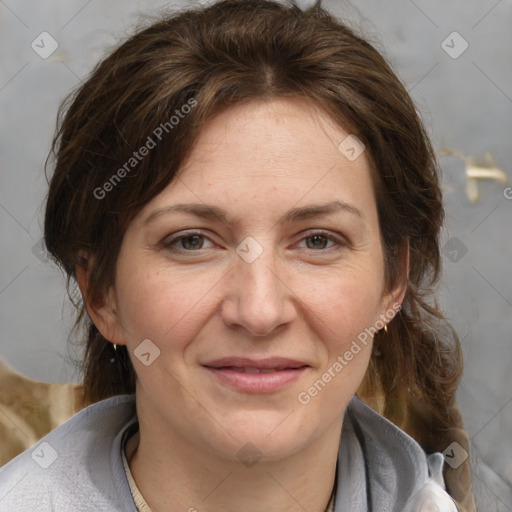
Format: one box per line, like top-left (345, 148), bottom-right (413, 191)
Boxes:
top-left (180, 97), bottom-right (365, 173)
top-left (137, 97), bottom-right (377, 229)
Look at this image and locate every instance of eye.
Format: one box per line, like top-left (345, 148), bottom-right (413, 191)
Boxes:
top-left (296, 231), bottom-right (346, 251)
top-left (161, 229), bottom-right (346, 254)
top-left (162, 231), bottom-right (215, 252)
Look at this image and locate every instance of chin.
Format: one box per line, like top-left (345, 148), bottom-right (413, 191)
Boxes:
top-left (205, 410), bottom-right (320, 463)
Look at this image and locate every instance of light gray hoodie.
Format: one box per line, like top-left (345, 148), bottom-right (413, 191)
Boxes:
top-left (0, 394), bottom-right (458, 511)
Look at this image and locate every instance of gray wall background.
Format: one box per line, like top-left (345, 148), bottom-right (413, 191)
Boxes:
top-left (1, 1), bottom-right (511, 510)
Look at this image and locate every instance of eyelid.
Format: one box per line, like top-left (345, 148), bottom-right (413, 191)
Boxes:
top-left (161, 230), bottom-right (216, 250)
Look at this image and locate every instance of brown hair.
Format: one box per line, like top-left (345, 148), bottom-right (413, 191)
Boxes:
top-left (43, 1), bottom-right (474, 508)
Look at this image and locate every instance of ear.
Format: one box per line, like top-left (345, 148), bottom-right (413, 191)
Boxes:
top-left (379, 238), bottom-right (410, 321)
top-left (75, 255), bottom-right (127, 346)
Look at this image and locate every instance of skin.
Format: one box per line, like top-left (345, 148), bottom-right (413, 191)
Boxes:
top-left (78, 97), bottom-right (408, 512)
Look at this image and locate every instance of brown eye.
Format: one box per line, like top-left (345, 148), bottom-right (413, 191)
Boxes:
top-left (305, 234), bottom-right (331, 250)
top-left (162, 231), bottom-right (215, 252)
top-left (298, 231), bottom-right (345, 251)
top-left (179, 234), bottom-right (205, 250)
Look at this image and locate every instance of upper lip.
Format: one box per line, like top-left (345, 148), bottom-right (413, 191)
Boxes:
top-left (202, 357), bottom-right (309, 370)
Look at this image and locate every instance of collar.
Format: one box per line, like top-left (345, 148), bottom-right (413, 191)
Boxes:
top-left (336, 395), bottom-right (458, 511)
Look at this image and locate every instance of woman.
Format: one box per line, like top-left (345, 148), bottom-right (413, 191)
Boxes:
top-left (0, 0), bottom-right (476, 510)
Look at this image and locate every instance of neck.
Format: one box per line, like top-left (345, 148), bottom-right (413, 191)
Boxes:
top-left (128, 401), bottom-right (341, 512)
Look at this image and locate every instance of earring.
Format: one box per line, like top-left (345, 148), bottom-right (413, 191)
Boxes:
top-left (384, 324), bottom-right (388, 333)
top-left (110, 342), bottom-right (117, 364)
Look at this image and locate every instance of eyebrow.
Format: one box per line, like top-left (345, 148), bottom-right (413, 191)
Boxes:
top-left (143, 200), bottom-right (364, 226)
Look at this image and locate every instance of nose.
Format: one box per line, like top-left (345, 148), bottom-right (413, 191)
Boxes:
top-left (220, 247), bottom-right (296, 337)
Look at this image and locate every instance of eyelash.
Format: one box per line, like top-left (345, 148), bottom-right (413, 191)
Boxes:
top-left (161, 230), bottom-right (347, 254)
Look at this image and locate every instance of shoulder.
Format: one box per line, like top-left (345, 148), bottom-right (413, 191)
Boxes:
top-left (339, 395), bottom-right (459, 511)
top-left (0, 394), bottom-right (137, 512)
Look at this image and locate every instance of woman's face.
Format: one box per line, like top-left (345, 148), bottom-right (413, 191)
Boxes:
top-left (92, 97), bottom-right (406, 462)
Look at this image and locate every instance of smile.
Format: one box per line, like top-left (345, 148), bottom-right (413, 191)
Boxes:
top-left (202, 357), bottom-right (310, 393)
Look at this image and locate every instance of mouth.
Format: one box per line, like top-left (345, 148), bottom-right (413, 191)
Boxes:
top-left (202, 357), bottom-right (310, 393)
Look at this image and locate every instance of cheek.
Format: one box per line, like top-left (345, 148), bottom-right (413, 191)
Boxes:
top-left (115, 263), bottom-right (220, 348)
top-left (296, 283), bottom-right (377, 417)
top-left (305, 264), bottom-right (383, 337)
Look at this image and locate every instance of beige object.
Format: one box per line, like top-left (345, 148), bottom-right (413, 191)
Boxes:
top-left (440, 149), bottom-right (507, 203)
top-left (0, 360), bottom-right (85, 466)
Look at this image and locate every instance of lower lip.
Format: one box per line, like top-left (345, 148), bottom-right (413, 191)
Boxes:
top-left (204, 367), bottom-right (308, 393)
